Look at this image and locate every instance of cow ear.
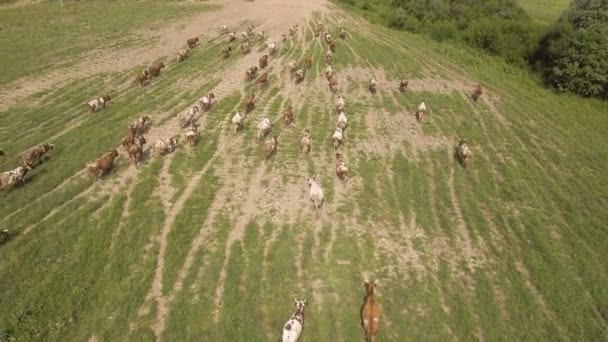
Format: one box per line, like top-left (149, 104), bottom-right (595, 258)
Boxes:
top-left (294, 298), bottom-right (297, 304)
top-left (303, 298), bottom-right (307, 304)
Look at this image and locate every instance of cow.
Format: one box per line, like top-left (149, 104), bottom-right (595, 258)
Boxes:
top-left (282, 32), bottom-right (287, 42)
top-left (306, 177), bottom-right (324, 211)
top-left (232, 110), bottom-right (245, 133)
top-left (86, 95), bottom-right (111, 112)
top-left (241, 41), bottom-right (251, 54)
top-left (185, 123), bottom-right (199, 146)
top-left (22, 143), bottom-right (55, 169)
top-left (221, 46), bottom-right (232, 59)
top-left (257, 30), bottom-right (265, 41)
top-left (257, 118), bottom-right (272, 140)
top-left (361, 280), bottom-right (381, 342)
top-left (282, 299), bottom-right (307, 342)
top-left (336, 94), bottom-right (346, 113)
top-left (326, 50), bottom-right (332, 65)
top-left (369, 78), bottom-right (378, 94)
top-left (180, 106), bottom-right (200, 128)
top-left (128, 115), bottom-right (151, 135)
top-left (288, 26), bottom-right (297, 36)
top-left (283, 106), bottom-right (294, 126)
top-left (288, 60), bottom-right (298, 73)
top-left (329, 40), bottom-right (336, 52)
top-left (241, 92), bottom-right (256, 113)
top-left (332, 127), bottom-right (344, 150)
top-left (263, 136), bottom-right (278, 162)
top-left (301, 129), bottom-right (311, 155)
top-left (199, 92), bottom-right (215, 111)
top-left (325, 64), bottom-right (333, 80)
top-left (218, 25), bottom-right (228, 34)
top-left (458, 139), bottom-right (472, 167)
top-left (246, 66), bottom-right (259, 81)
top-left (259, 54), bottom-right (269, 69)
top-left (337, 110), bottom-right (348, 130)
top-left (329, 74), bottom-right (338, 94)
top-left (0, 165), bottom-right (31, 191)
top-left (339, 27), bottom-right (347, 39)
top-left (304, 54), bottom-right (312, 69)
top-left (127, 135), bottom-right (146, 167)
top-left (154, 138), bottom-right (179, 156)
top-left (136, 70), bottom-right (150, 86)
top-left (268, 41), bottom-right (277, 55)
top-left (187, 37), bottom-right (199, 49)
top-left (416, 99), bottom-right (427, 123)
top-left (88, 149), bottom-right (118, 180)
top-left (0, 229), bottom-right (9, 244)
top-left (335, 152), bottom-right (348, 181)
top-left (228, 31), bottom-right (236, 42)
top-left (256, 72), bottom-right (269, 87)
top-left (295, 69), bottom-right (305, 83)
top-left (149, 62), bottom-right (165, 78)
top-left (177, 48), bottom-right (189, 62)
top-left (399, 76), bottom-right (409, 92)
top-left (472, 84), bottom-right (483, 101)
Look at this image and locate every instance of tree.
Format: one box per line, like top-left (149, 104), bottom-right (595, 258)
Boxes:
top-left (532, 0), bottom-right (608, 98)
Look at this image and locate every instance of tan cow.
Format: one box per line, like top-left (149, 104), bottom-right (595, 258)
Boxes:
top-left (361, 280), bottom-right (381, 342)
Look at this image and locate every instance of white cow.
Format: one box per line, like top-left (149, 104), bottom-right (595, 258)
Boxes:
top-left (332, 127), bottom-right (344, 150)
top-left (180, 106), bottom-right (200, 128)
top-left (337, 111), bottom-right (348, 130)
top-left (306, 177), bottom-right (324, 211)
top-left (257, 118), bottom-right (272, 140)
top-left (268, 41), bottom-right (277, 55)
top-left (232, 110), bottom-right (244, 133)
top-left (199, 92), bottom-right (215, 111)
top-left (0, 165), bottom-right (30, 191)
top-left (282, 299), bottom-right (307, 342)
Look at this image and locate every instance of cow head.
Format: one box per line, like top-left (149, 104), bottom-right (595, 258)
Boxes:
top-left (364, 280), bottom-right (378, 295)
top-left (209, 92), bottom-right (215, 99)
top-left (109, 149), bottom-right (118, 158)
top-left (294, 298), bottom-right (307, 311)
top-left (103, 94), bottom-right (111, 102)
top-left (46, 143), bottom-right (55, 151)
top-left (335, 152), bottom-right (342, 160)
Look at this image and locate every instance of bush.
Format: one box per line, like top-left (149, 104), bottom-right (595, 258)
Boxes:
top-left (532, 0), bottom-right (608, 98)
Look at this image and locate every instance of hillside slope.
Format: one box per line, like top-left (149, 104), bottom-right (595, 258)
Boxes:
top-left (0, 0), bottom-right (607, 341)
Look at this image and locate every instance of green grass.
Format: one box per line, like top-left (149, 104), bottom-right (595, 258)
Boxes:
top-left (1, 3), bottom-right (608, 342)
top-left (516, 0), bottom-right (571, 26)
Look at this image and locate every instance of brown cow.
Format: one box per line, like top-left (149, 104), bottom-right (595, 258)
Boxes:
top-left (263, 136), bottom-right (278, 162)
top-left (187, 37), bottom-right (199, 49)
top-left (88, 149), bottom-right (119, 179)
top-left (399, 76), bottom-right (409, 93)
top-left (361, 280), bottom-right (381, 342)
top-left (241, 92), bottom-right (256, 113)
top-left (329, 74), bottom-right (338, 94)
top-left (472, 84), bottom-right (483, 101)
top-left (259, 54), bottom-right (268, 69)
top-left (148, 62), bottom-right (165, 78)
top-left (246, 66), bottom-right (259, 81)
top-left (329, 40), bottom-right (336, 52)
top-left (283, 106), bottom-right (294, 126)
top-left (22, 143), bottom-right (55, 169)
top-left (127, 135), bottom-right (146, 167)
top-left (136, 70), bottom-right (150, 86)
top-left (256, 72), bottom-right (268, 87)
top-left (335, 152), bottom-right (348, 181)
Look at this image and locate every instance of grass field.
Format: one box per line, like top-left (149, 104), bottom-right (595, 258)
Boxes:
top-left (1, 0), bottom-right (607, 341)
top-left (516, 0), bottom-right (571, 26)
